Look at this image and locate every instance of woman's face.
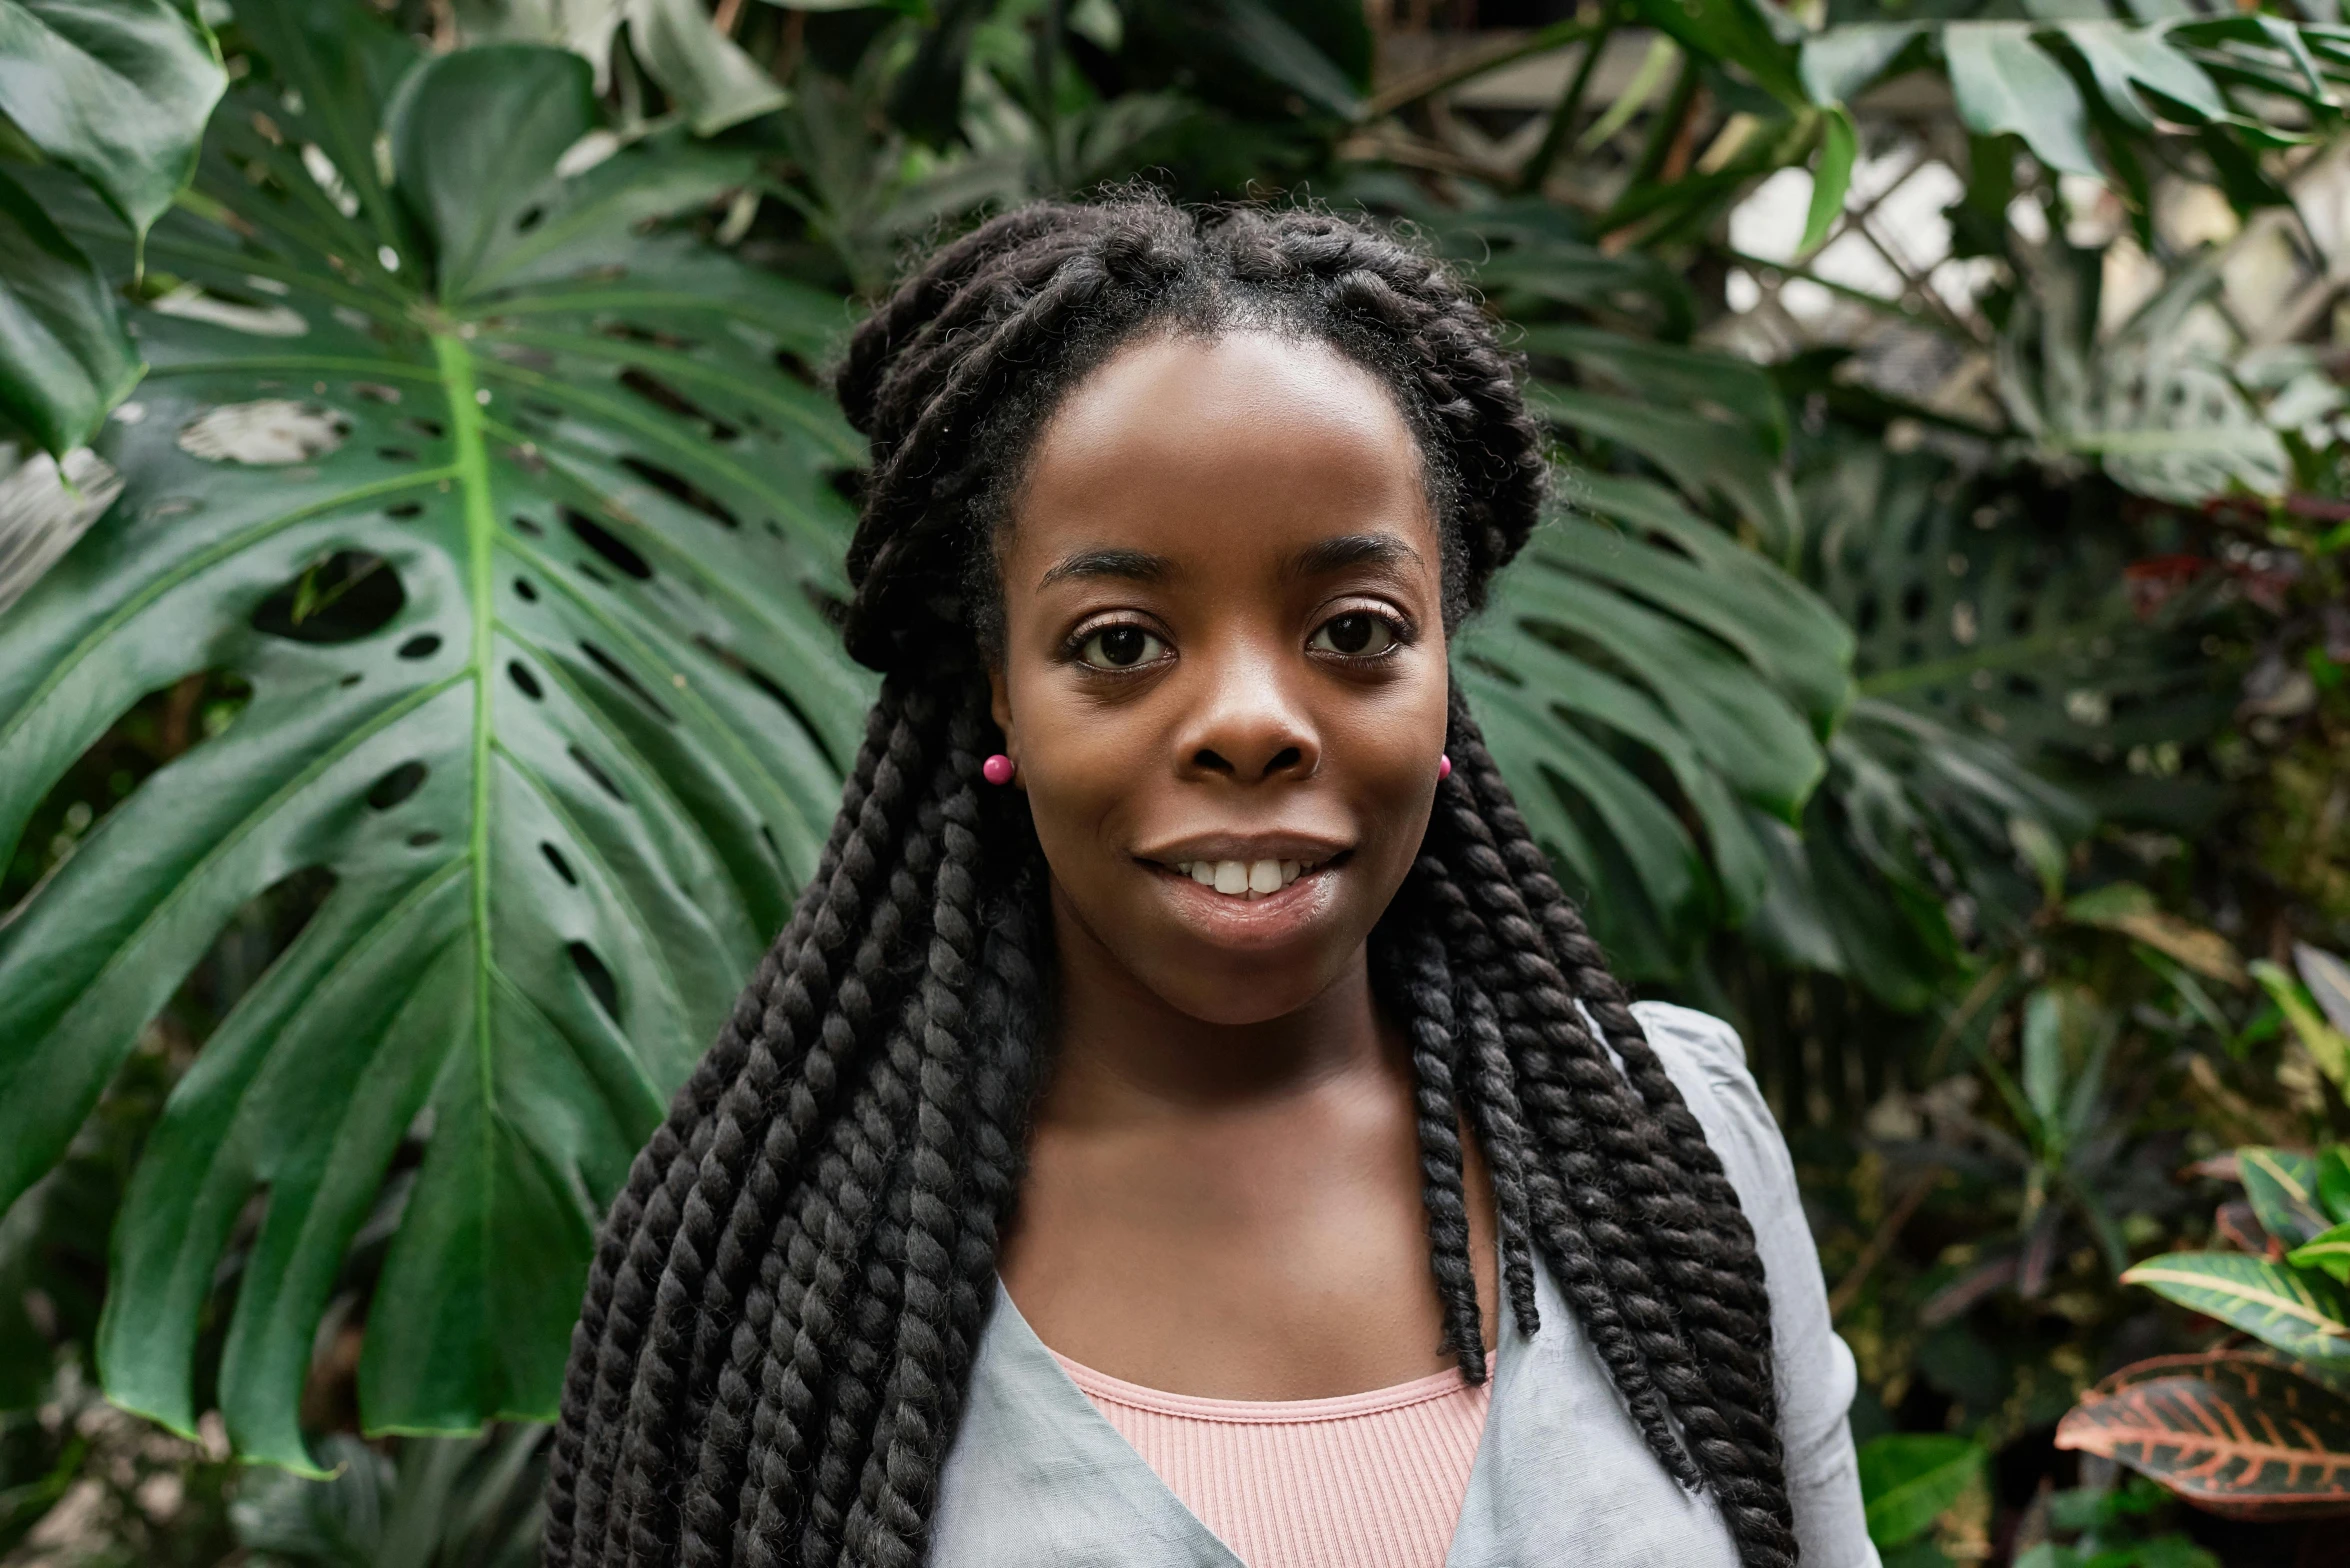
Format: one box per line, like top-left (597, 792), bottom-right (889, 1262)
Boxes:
top-left (990, 330), bottom-right (1451, 1026)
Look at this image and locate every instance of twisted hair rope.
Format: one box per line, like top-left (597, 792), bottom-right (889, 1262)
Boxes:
top-left (545, 699), bottom-right (906, 1563)
top-left (1417, 846), bottom-right (1702, 1491)
top-left (1377, 922), bottom-right (1489, 1382)
top-left (681, 744), bottom-right (966, 1568)
top-left (1440, 725), bottom-right (1795, 1564)
top-left (1408, 855), bottom-right (1540, 1338)
top-left (600, 694), bottom-right (944, 1568)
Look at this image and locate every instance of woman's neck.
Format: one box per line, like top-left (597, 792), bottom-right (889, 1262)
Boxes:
top-left (1041, 881), bottom-right (1392, 1123)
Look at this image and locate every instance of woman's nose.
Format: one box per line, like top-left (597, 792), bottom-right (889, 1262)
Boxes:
top-left (1177, 643), bottom-right (1320, 783)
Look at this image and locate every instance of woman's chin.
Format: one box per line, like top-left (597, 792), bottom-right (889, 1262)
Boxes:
top-left (1125, 870), bottom-right (1366, 1024)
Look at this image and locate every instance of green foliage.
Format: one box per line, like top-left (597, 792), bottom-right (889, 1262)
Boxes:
top-left (233, 1427), bottom-right (548, 1568)
top-left (0, 2), bottom-right (868, 1464)
top-left (1858, 1432), bottom-right (1986, 1548)
top-left (4, 13), bottom-right (2350, 1564)
top-left (0, 0), bottom-right (227, 453)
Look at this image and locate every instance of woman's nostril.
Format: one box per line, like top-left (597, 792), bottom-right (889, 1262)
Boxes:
top-left (1195, 748), bottom-right (1234, 774)
top-left (1264, 746), bottom-right (1303, 777)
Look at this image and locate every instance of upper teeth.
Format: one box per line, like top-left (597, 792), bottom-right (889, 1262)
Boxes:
top-left (1175, 859), bottom-right (1313, 897)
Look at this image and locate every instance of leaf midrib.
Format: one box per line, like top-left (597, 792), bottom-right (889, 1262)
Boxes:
top-left (430, 332), bottom-right (500, 1304)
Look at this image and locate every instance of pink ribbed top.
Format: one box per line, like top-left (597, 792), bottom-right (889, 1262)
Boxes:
top-left (1050, 1350), bottom-right (1494, 1568)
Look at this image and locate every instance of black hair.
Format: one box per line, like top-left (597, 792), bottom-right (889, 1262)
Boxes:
top-left (544, 192), bottom-right (1796, 1568)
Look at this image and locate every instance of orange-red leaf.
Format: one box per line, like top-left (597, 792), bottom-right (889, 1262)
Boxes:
top-left (2055, 1351), bottom-right (2350, 1521)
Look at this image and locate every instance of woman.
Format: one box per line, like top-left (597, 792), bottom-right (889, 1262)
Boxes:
top-left (545, 193), bottom-right (1876, 1568)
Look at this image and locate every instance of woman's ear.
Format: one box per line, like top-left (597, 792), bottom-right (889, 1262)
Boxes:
top-left (987, 665), bottom-right (1014, 755)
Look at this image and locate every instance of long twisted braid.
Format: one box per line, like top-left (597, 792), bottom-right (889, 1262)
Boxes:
top-left (546, 191), bottom-right (1796, 1568)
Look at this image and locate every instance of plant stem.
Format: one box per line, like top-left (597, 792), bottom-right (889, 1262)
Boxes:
top-left (1363, 16), bottom-right (1610, 120)
top-left (1517, 23), bottom-right (1614, 193)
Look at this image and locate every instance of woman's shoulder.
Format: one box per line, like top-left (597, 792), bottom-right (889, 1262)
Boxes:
top-left (1628, 1000), bottom-right (1752, 1085)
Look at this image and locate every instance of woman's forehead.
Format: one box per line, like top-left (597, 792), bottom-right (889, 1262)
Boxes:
top-left (1005, 330), bottom-right (1440, 581)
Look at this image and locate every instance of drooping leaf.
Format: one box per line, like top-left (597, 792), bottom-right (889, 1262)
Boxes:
top-left (1803, 107), bottom-right (1857, 254)
top-left (2122, 1253), bottom-right (2350, 1365)
top-left (2241, 1149), bottom-right (2334, 1250)
top-left (0, 167), bottom-right (144, 458)
top-left (1857, 1433), bottom-right (1986, 1547)
top-left (1943, 24), bottom-right (2102, 177)
top-left (624, 0), bottom-right (791, 135)
top-left (2063, 882), bottom-right (2245, 984)
top-left (0, 13), bottom-right (868, 1467)
top-left (2056, 1352), bottom-right (2350, 1521)
top-left (0, 0), bottom-right (226, 240)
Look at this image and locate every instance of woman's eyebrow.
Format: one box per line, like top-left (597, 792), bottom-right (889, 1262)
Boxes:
top-left (1037, 547), bottom-right (1173, 588)
top-left (1289, 533), bottom-right (1423, 578)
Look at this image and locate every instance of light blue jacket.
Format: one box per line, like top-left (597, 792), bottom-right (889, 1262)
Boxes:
top-left (929, 1003), bottom-right (1883, 1567)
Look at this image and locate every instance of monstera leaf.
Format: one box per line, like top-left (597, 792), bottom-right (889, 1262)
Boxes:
top-left (1764, 430), bottom-right (2229, 1006)
top-left (1457, 472), bottom-right (1851, 978)
top-left (2057, 1352), bottom-right (2350, 1521)
top-left (0, 6), bottom-right (868, 1468)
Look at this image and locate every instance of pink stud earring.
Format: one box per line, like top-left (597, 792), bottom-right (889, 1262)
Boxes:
top-left (982, 753), bottom-right (1016, 786)
top-left (1438, 754), bottom-right (1452, 781)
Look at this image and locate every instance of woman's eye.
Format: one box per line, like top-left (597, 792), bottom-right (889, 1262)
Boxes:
top-left (1076, 624), bottom-right (1167, 670)
top-left (1310, 612), bottom-right (1400, 658)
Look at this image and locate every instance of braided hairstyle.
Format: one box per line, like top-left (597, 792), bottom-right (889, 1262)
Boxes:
top-left (545, 192), bottom-right (1796, 1568)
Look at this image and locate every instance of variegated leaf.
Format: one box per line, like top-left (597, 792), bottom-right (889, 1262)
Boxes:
top-left (2122, 1252), bottom-right (2350, 1364)
top-left (2056, 1352), bottom-right (2350, 1521)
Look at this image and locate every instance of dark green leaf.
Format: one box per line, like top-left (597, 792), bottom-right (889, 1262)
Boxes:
top-left (0, 168), bottom-right (143, 457)
top-left (0, 0), bottom-right (226, 239)
top-left (0, 9), bottom-right (867, 1465)
top-left (1522, 326), bottom-right (1788, 454)
top-left (2058, 21), bottom-right (2226, 129)
top-left (1858, 1433), bottom-right (1986, 1547)
top-left (624, 0), bottom-right (790, 135)
top-left (1630, 0), bottom-right (1803, 106)
top-left (1532, 382), bottom-right (1801, 555)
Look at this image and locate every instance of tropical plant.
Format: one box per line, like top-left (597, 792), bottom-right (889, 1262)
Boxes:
top-left (0, 0), bottom-right (1850, 1467)
top-left (2056, 946), bottom-right (2350, 1523)
top-left (0, 0), bottom-right (870, 1468)
top-left (6, 19), bottom-right (2350, 1567)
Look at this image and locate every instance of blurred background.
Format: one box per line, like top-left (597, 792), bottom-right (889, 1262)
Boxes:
top-left (3, 0), bottom-right (2350, 1563)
